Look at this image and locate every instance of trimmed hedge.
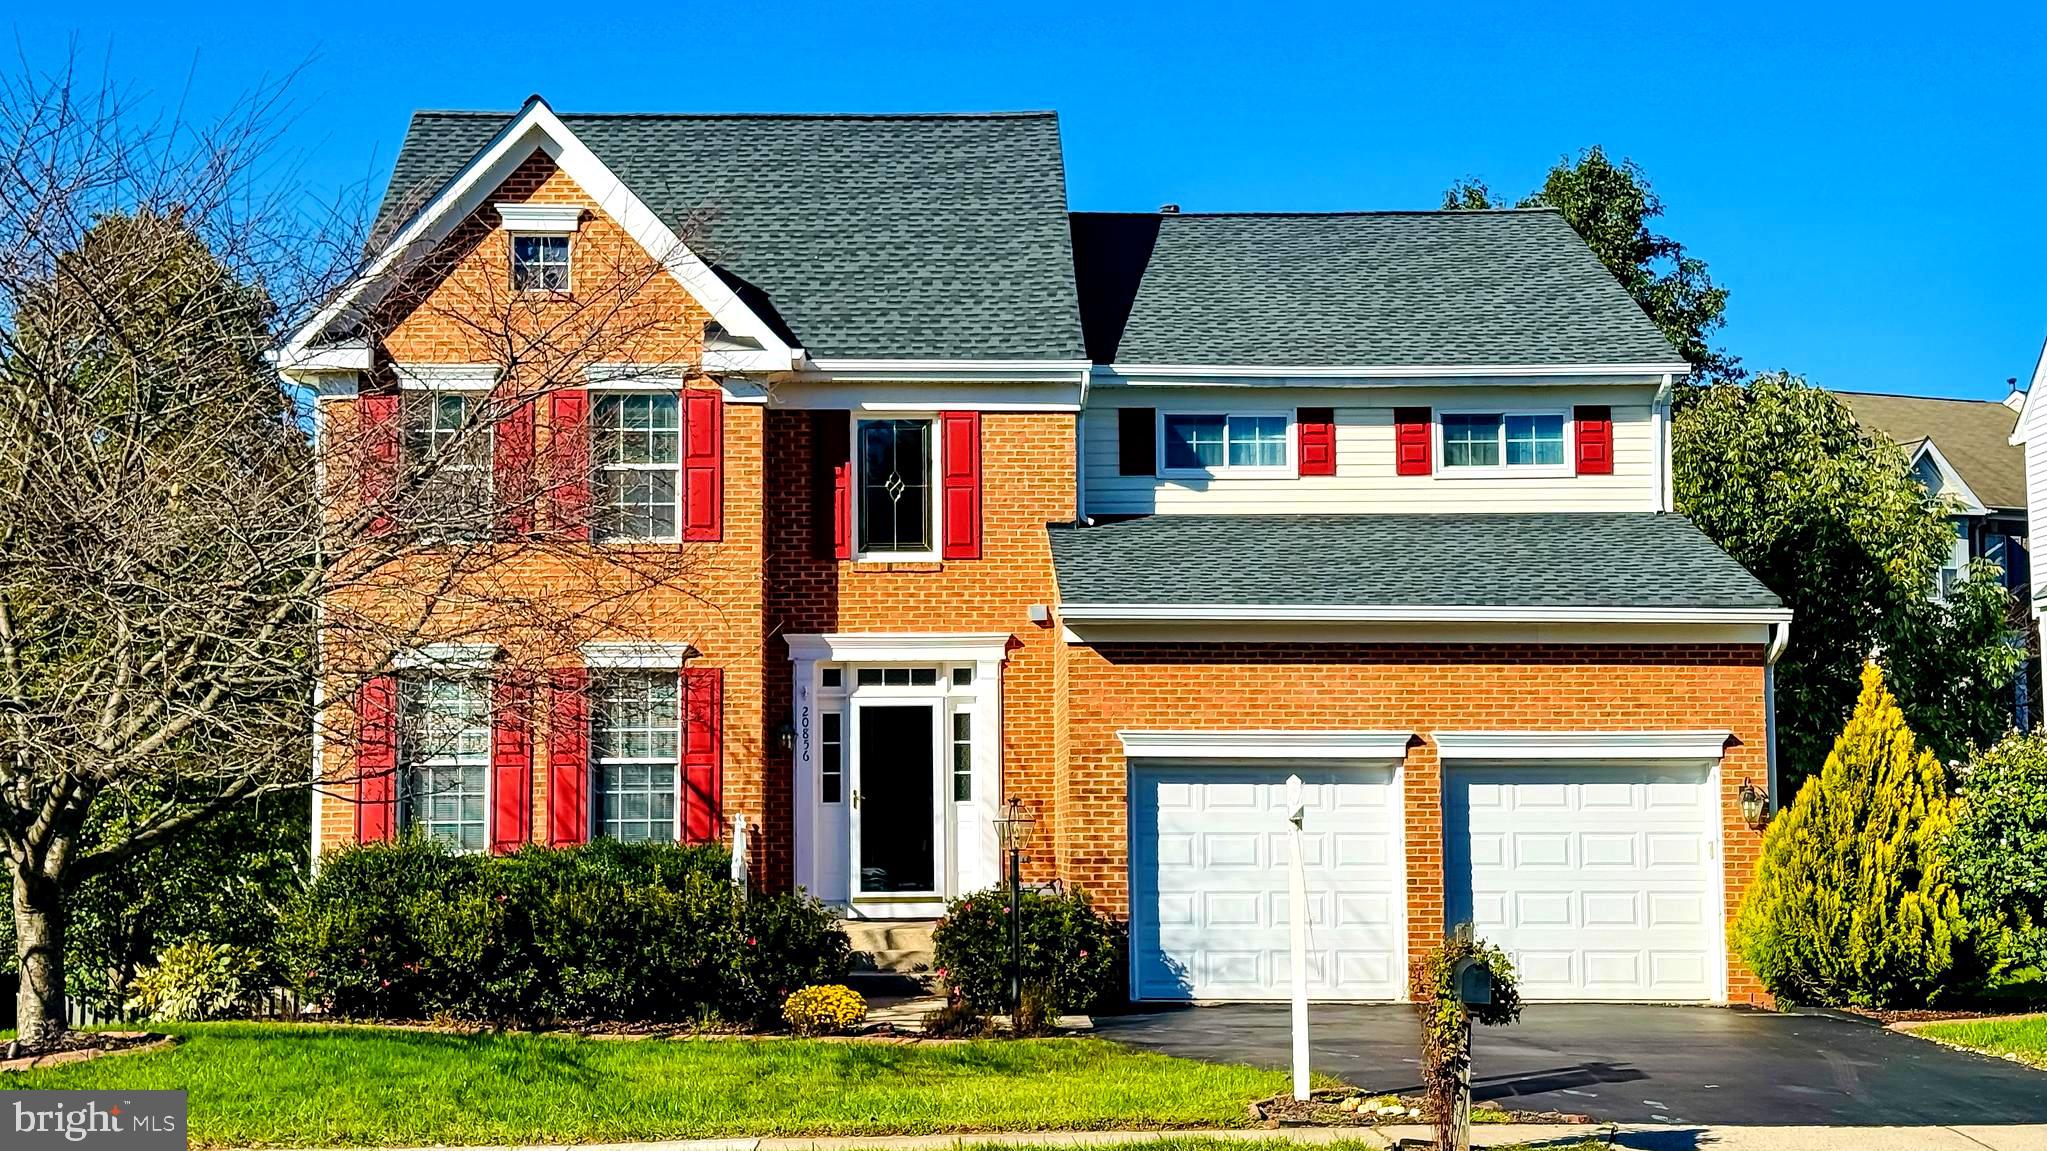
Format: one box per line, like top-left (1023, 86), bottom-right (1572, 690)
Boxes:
top-left (932, 887), bottom-right (1122, 1015)
top-left (280, 838), bottom-right (848, 1026)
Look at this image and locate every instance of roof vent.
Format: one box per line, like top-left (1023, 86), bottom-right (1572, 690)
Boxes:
top-left (1158, 203), bottom-right (1180, 214)
top-left (2006, 377), bottom-right (2026, 412)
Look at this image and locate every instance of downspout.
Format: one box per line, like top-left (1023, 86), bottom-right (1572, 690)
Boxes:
top-left (1764, 617), bottom-right (1792, 805)
top-left (1655, 372), bottom-right (1675, 512)
top-left (1074, 365), bottom-right (1091, 523)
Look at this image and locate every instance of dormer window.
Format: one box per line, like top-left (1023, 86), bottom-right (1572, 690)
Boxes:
top-left (494, 203), bottom-right (583, 293)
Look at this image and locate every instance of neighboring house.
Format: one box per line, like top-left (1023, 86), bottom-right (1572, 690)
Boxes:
top-left (1839, 390), bottom-right (2031, 598)
top-left (276, 98), bottom-right (1788, 1006)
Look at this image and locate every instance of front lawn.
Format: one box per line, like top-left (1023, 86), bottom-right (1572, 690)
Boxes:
top-left (0, 1023), bottom-right (1290, 1148)
top-left (1914, 1014), bottom-right (2047, 1069)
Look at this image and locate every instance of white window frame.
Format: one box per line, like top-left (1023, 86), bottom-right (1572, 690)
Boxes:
top-left (852, 412), bottom-right (942, 562)
top-left (400, 385), bottom-right (496, 535)
top-left (400, 675), bottom-right (493, 854)
top-left (590, 391), bottom-right (684, 543)
top-left (508, 232), bottom-right (572, 294)
top-left (1157, 409), bottom-right (1297, 479)
top-left (1433, 408), bottom-right (1574, 479)
top-left (589, 669), bottom-right (684, 844)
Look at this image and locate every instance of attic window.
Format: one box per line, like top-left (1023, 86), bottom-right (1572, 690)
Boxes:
top-left (511, 235), bottom-right (570, 292)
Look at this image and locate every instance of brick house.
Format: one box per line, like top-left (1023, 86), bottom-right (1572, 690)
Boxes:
top-left (278, 97), bottom-right (1789, 1005)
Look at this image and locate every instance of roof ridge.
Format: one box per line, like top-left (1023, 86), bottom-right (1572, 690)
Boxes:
top-left (409, 108), bottom-right (1059, 121)
top-left (1836, 388), bottom-right (2012, 406)
top-left (1070, 208), bottom-right (1564, 219)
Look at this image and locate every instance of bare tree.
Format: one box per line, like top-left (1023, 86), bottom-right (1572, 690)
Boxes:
top-left (0, 58), bottom-right (720, 1047)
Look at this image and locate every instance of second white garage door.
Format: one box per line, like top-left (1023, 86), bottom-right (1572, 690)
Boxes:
top-left (1446, 765), bottom-right (1722, 1002)
top-left (1129, 763), bottom-right (1403, 1001)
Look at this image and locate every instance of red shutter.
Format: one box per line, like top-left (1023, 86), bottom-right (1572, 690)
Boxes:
top-left (682, 388), bottom-right (724, 542)
top-left (494, 399), bottom-right (536, 535)
top-left (941, 411), bottom-right (982, 560)
top-left (1393, 407), bottom-right (1432, 476)
top-left (355, 674), bottom-right (398, 844)
top-left (813, 411), bottom-right (852, 560)
top-left (547, 667), bottom-right (590, 846)
top-left (490, 676), bottom-right (533, 854)
top-left (683, 666), bottom-right (724, 845)
top-left (1575, 405), bottom-right (1614, 475)
top-left (1298, 408), bottom-right (1336, 476)
top-left (548, 389), bottom-right (590, 540)
top-left (359, 394), bottom-right (400, 535)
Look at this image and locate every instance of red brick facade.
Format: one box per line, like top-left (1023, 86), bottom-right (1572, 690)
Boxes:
top-left (316, 144), bottom-right (1776, 1004)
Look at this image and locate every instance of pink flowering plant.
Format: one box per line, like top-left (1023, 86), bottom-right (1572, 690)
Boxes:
top-left (931, 886), bottom-right (1122, 1015)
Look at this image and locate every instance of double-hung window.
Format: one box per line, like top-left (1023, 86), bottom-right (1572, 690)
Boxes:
top-left (592, 671), bottom-right (681, 842)
top-left (856, 417), bottom-right (934, 556)
top-left (1440, 412), bottom-right (1567, 473)
top-left (1161, 412), bottom-right (1292, 476)
top-left (511, 234), bottom-right (571, 292)
top-left (592, 394), bottom-right (681, 540)
top-left (401, 676), bottom-right (491, 851)
top-left (404, 391), bottom-right (494, 536)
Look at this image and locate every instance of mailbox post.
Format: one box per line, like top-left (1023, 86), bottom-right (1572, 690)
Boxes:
top-left (1443, 946), bottom-right (1491, 1151)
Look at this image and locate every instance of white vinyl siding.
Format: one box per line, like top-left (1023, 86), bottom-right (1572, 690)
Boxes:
top-left (1084, 385), bottom-right (1661, 516)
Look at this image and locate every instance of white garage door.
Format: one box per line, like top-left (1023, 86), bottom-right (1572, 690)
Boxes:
top-left (1129, 764), bottom-right (1403, 1001)
top-left (1446, 765), bottom-right (1721, 1001)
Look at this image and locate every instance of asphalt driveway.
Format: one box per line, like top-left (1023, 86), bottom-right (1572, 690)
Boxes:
top-left (1092, 1003), bottom-right (2047, 1126)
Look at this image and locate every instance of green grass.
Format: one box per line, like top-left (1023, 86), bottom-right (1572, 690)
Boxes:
top-left (0, 1022), bottom-right (1291, 1148)
top-left (1914, 1013), bottom-right (2047, 1069)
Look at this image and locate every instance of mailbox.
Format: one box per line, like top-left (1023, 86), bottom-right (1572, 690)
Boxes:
top-left (1451, 956), bottom-right (1492, 1006)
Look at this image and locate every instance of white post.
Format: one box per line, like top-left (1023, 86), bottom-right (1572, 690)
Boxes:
top-left (731, 814), bottom-right (749, 900)
top-left (1285, 773), bottom-right (1310, 1101)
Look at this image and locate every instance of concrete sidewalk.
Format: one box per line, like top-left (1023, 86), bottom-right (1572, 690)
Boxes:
top-left (264, 1125), bottom-right (2047, 1151)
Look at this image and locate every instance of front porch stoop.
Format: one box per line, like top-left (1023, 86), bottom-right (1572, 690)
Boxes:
top-left (841, 918), bottom-right (937, 999)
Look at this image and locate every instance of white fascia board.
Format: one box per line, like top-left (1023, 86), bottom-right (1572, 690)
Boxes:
top-left (783, 632), bottom-right (1014, 664)
top-left (796, 358), bottom-right (1094, 385)
top-left (392, 643), bottom-right (502, 672)
top-left (581, 641), bottom-right (700, 669)
top-left (1096, 362), bottom-right (1692, 386)
top-left (274, 341), bottom-right (373, 375)
top-left (278, 95), bottom-right (797, 374)
top-left (1912, 441), bottom-right (1992, 516)
top-left (1433, 729), bottom-right (1733, 762)
top-left (1119, 729), bottom-right (1412, 762)
top-left (2014, 335), bottom-right (2047, 444)
top-left (1056, 603), bottom-right (1795, 626)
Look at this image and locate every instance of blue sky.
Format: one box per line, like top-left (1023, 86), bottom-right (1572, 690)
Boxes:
top-left (14, 2), bottom-right (2045, 399)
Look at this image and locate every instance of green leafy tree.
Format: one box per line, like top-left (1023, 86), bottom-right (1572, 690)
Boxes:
top-left (1444, 147), bottom-right (1737, 382)
top-left (1948, 731), bottom-right (2047, 983)
top-left (1732, 663), bottom-right (1971, 1006)
top-left (1674, 374), bottom-right (2017, 787)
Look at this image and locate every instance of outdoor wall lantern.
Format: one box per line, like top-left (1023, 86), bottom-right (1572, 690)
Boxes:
top-left (1738, 779), bottom-right (1769, 829)
top-left (774, 719), bottom-right (794, 754)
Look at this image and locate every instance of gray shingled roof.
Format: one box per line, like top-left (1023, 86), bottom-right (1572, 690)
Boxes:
top-left (1838, 391), bottom-right (2027, 511)
top-left (376, 110), bottom-right (1086, 361)
top-left (1049, 513), bottom-right (1779, 609)
top-left (1069, 211), bottom-right (1683, 368)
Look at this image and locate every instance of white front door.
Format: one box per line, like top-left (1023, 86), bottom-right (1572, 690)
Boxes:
top-left (1129, 763), bottom-right (1404, 1001)
top-left (1446, 765), bottom-right (1721, 1001)
top-left (849, 701), bottom-right (943, 899)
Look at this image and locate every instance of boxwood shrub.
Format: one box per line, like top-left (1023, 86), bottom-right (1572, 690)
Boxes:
top-left (931, 886), bottom-right (1122, 1015)
top-left (280, 837), bottom-right (847, 1026)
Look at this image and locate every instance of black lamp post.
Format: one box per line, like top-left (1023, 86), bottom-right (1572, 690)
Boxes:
top-left (995, 797), bottom-right (1038, 1016)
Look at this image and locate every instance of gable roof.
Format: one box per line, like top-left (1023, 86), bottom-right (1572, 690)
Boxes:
top-left (1049, 513), bottom-right (1781, 612)
top-left (1837, 391), bottom-right (2026, 511)
top-left (1069, 210), bottom-right (1685, 371)
top-left (373, 108), bottom-right (1087, 362)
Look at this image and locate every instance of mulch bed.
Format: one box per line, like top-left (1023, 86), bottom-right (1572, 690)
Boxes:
top-left (0, 1031), bottom-right (178, 1072)
top-left (1840, 1005), bottom-right (2045, 1025)
top-left (1250, 1088), bottom-right (1592, 1128)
